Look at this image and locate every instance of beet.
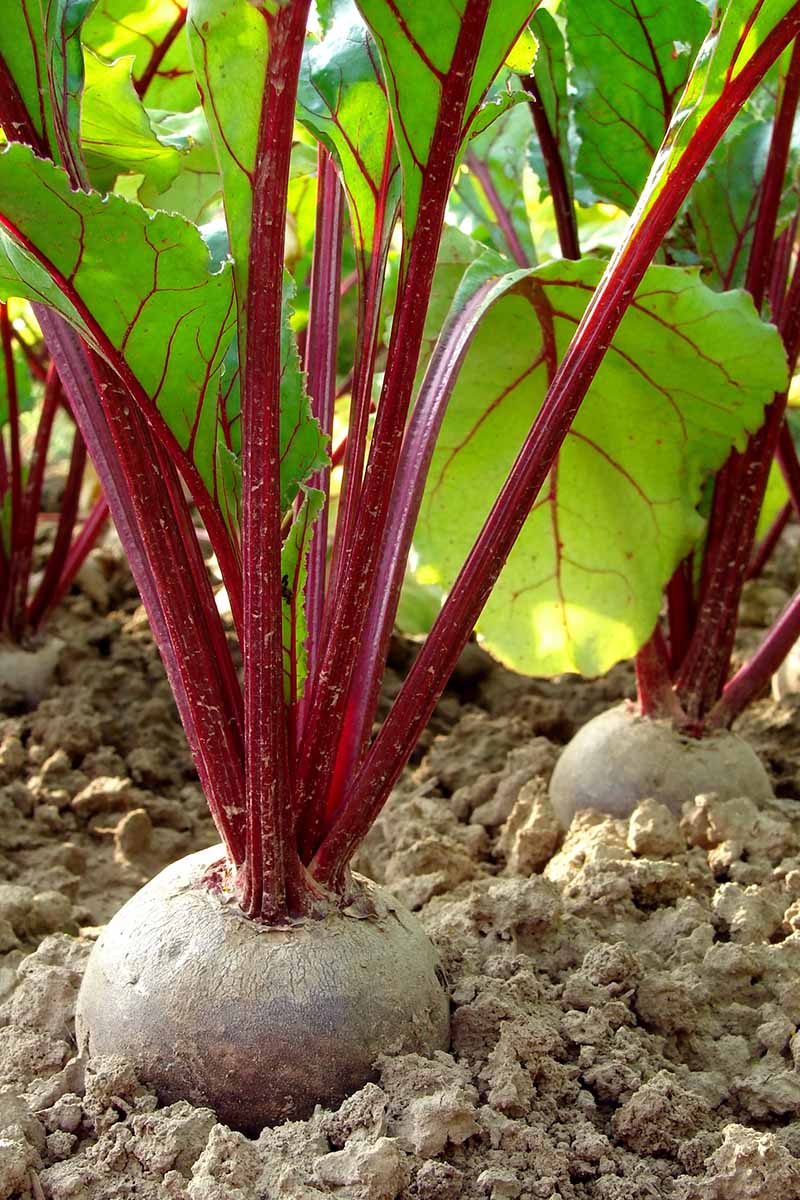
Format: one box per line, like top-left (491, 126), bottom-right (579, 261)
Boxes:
top-left (76, 846), bottom-right (450, 1135)
top-left (549, 703), bottom-right (773, 827)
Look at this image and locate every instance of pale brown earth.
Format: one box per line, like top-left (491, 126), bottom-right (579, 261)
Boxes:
top-left (1, 529), bottom-right (800, 1198)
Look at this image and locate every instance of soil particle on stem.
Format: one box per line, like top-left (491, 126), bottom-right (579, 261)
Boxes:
top-left (3, 536), bottom-right (800, 1197)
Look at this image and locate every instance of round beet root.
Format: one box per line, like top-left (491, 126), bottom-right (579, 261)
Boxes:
top-left (76, 846), bottom-right (450, 1134)
top-left (549, 703), bottom-right (773, 827)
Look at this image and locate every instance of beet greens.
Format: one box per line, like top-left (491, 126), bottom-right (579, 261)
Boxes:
top-left (0, 0), bottom-right (799, 920)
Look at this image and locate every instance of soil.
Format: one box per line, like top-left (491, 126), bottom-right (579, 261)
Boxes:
top-left (3, 529), bottom-right (800, 1199)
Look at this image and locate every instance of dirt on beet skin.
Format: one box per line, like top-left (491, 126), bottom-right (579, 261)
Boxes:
top-left (3, 529), bottom-right (800, 1199)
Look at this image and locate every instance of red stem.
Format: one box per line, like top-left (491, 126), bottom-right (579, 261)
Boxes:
top-left (635, 625), bottom-right (685, 720)
top-left (744, 39), bottom-right (800, 309)
top-left (37, 309), bottom-right (247, 867)
top-left (0, 305), bottom-right (23, 635)
top-left (711, 585), bottom-right (800, 726)
top-left (24, 421), bottom-right (86, 633)
top-left (298, 0), bottom-right (496, 861)
top-left (521, 73), bottom-right (580, 261)
top-left (678, 287), bottom-right (800, 719)
top-left (769, 216), bottom-right (798, 319)
top-left (465, 149), bottom-right (530, 267)
top-left (239, 0), bottom-right (314, 921)
top-left (746, 499), bottom-right (792, 580)
top-left (298, 147), bottom-right (344, 743)
top-left (326, 128), bottom-right (396, 605)
top-left (673, 38), bottom-right (800, 720)
top-left (676, 402), bottom-right (788, 718)
top-left (319, 278), bottom-right (499, 831)
top-left (777, 418), bottom-right (800, 510)
top-left (95, 354), bottom-right (248, 862)
top-left (29, 495), bottom-right (109, 629)
top-left (10, 367), bottom-right (68, 638)
top-left (135, 6), bottom-right (187, 99)
top-left (311, 7), bottom-right (800, 884)
top-left (666, 555), bottom-right (696, 670)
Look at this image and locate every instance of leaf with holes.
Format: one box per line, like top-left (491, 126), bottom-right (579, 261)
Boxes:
top-left (410, 259), bottom-right (787, 675)
top-left (566, 0), bottom-right (710, 210)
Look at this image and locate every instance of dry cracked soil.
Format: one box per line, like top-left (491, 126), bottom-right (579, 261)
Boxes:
top-left (2, 530), bottom-right (800, 1198)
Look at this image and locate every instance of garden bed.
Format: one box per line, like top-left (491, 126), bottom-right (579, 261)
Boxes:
top-left (2, 535), bottom-right (800, 1199)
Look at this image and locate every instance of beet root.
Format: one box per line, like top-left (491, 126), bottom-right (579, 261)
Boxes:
top-left (549, 702), bottom-right (773, 827)
top-left (75, 846), bottom-right (450, 1134)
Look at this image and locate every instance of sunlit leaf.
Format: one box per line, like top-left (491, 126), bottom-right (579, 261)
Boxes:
top-left (81, 50), bottom-right (182, 193)
top-left (81, 0), bottom-right (197, 111)
top-left (411, 259), bottom-right (787, 675)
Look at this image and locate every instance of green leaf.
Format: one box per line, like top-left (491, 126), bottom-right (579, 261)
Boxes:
top-left (81, 50), bottom-right (183, 194)
top-left (281, 487), bottom-right (324, 704)
top-left (186, 0), bottom-right (267, 305)
top-left (566, 0), bottom-right (710, 210)
top-left (81, 0), bottom-right (197, 111)
top-left (754, 458), bottom-right (789, 543)
top-left (417, 226), bottom-right (491, 380)
top-left (0, 143), bottom-right (326, 530)
top-left (0, 142), bottom-right (237, 514)
top-left (139, 107), bottom-right (224, 223)
top-left (0, 0), bottom-right (93, 177)
top-left (356, 0), bottom-right (537, 234)
top-left (506, 25), bottom-right (538, 74)
top-left (690, 119), bottom-right (771, 290)
top-left (297, 0), bottom-right (399, 260)
top-left (630, 1), bottom-right (800, 238)
top-left (689, 113), bottom-right (800, 291)
top-left (411, 259), bottom-right (788, 676)
top-left (396, 571), bottom-right (443, 636)
top-left (278, 276), bottom-right (329, 513)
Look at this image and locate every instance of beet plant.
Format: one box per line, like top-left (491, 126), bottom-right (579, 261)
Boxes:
top-left (412, 0), bottom-right (800, 825)
top-left (429, 0), bottom-right (800, 825)
top-left (0, 302), bottom-right (108, 700)
top-left (0, 0), bottom-right (798, 1133)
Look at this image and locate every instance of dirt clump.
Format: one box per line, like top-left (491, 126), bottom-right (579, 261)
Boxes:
top-left (3, 535), bottom-right (800, 1196)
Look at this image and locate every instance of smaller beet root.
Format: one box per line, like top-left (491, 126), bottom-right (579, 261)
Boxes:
top-left (75, 846), bottom-right (449, 1135)
top-left (549, 703), bottom-right (773, 827)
